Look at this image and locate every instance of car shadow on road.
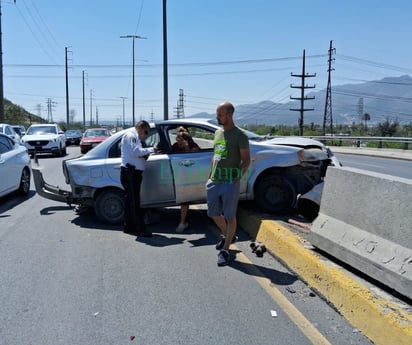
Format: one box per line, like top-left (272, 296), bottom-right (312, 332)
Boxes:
top-left (0, 190), bottom-right (36, 215)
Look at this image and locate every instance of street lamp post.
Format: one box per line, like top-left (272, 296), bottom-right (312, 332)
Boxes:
top-left (120, 35), bottom-right (146, 125)
top-left (120, 96), bottom-right (127, 128)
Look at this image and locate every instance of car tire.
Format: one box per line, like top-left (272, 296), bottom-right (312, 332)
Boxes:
top-left (94, 188), bottom-right (125, 224)
top-left (17, 167), bottom-right (31, 196)
top-left (254, 175), bottom-right (297, 214)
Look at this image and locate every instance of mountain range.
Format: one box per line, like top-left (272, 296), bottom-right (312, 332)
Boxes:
top-left (189, 75), bottom-right (412, 126)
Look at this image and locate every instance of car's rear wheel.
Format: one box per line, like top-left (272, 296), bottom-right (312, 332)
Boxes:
top-left (254, 175), bottom-right (297, 214)
top-left (94, 188), bottom-right (125, 224)
top-left (17, 167), bottom-right (31, 196)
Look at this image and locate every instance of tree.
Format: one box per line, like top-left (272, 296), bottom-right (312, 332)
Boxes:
top-left (361, 112), bottom-right (371, 131)
top-left (377, 117), bottom-right (399, 137)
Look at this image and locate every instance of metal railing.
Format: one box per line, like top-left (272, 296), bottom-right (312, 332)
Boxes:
top-left (306, 136), bottom-right (412, 150)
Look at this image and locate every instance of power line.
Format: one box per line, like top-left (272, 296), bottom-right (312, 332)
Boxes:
top-left (14, 3), bottom-right (59, 64)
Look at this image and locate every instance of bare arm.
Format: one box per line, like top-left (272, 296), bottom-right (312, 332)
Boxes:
top-left (238, 147), bottom-right (251, 182)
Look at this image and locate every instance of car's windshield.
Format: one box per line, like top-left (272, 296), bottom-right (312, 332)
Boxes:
top-left (85, 129), bottom-right (107, 137)
top-left (66, 130), bottom-right (81, 135)
top-left (12, 127), bottom-right (22, 136)
top-left (27, 126), bottom-right (57, 135)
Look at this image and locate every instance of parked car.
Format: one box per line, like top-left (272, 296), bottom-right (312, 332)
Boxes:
top-left (0, 133), bottom-right (31, 198)
top-left (11, 125), bottom-right (26, 138)
top-left (65, 129), bottom-right (83, 146)
top-left (21, 123), bottom-right (66, 157)
top-left (32, 119), bottom-right (333, 224)
top-left (80, 128), bottom-right (111, 154)
top-left (0, 123), bottom-right (21, 143)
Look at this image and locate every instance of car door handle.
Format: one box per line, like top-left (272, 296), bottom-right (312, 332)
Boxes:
top-left (179, 160), bottom-right (195, 167)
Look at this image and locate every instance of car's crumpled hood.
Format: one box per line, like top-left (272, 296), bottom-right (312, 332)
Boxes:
top-left (264, 136), bottom-right (325, 148)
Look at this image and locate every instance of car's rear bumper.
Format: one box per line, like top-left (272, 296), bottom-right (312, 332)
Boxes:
top-left (32, 163), bottom-right (72, 204)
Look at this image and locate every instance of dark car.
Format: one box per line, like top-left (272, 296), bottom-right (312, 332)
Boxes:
top-left (65, 130), bottom-right (83, 146)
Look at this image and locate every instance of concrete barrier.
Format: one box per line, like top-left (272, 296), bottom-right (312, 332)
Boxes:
top-left (310, 166), bottom-right (412, 300)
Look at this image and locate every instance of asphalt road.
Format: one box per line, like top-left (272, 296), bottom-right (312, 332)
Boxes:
top-left (0, 147), bottom-right (373, 345)
top-left (335, 153), bottom-right (412, 179)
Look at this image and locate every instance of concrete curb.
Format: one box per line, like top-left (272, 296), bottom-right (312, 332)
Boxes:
top-left (237, 208), bottom-right (412, 345)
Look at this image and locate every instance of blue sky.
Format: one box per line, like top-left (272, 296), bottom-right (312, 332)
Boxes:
top-left (3, 0), bottom-right (412, 125)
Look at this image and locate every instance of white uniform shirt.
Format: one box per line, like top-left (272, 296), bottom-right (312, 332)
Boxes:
top-left (120, 129), bottom-right (154, 171)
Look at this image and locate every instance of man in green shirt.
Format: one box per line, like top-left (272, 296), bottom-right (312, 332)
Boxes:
top-left (206, 102), bottom-right (251, 266)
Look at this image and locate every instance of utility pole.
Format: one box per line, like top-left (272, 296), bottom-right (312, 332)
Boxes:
top-left (323, 40), bottom-right (335, 136)
top-left (163, 0), bottom-right (169, 120)
top-left (90, 89), bottom-right (93, 126)
top-left (82, 71), bottom-right (87, 131)
top-left (120, 35), bottom-right (146, 125)
top-left (120, 96), bottom-right (127, 127)
top-left (290, 49), bottom-right (316, 136)
top-left (0, 2), bottom-right (4, 122)
top-left (65, 47), bottom-right (71, 129)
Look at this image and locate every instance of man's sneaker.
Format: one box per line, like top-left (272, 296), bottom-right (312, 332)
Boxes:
top-left (176, 222), bottom-right (189, 233)
top-left (215, 235), bottom-right (239, 250)
top-left (217, 250), bottom-right (230, 266)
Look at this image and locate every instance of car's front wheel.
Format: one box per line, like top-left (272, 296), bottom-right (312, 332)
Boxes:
top-left (94, 188), bottom-right (125, 224)
top-left (17, 167), bottom-right (31, 196)
top-left (254, 175), bottom-right (297, 214)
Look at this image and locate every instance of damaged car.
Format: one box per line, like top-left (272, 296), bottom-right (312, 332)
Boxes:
top-left (32, 119), bottom-right (334, 224)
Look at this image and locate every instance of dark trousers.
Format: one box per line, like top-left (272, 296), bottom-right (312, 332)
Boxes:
top-left (120, 166), bottom-right (145, 232)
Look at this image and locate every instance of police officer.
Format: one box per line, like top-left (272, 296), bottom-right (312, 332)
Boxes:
top-left (120, 120), bottom-right (154, 237)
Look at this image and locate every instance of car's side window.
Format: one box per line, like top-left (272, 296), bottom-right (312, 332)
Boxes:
top-left (108, 138), bottom-right (122, 158)
top-left (168, 125), bottom-right (214, 152)
top-left (143, 129), bottom-right (160, 148)
top-left (0, 136), bottom-right (12, 154)
top-left (108, 129), bottom-right (162, 158)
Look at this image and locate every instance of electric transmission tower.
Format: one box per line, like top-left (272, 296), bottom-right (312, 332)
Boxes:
top-left (46, 98), bottom-right (57, 123)
top-left (323, 40), bottom-right (335, 135)
top-left (290, 49), bottom-right (316, 136)
top-left (174, 89), bottom-right (185, 118)
top-left (358, 97), bottom-right (364, 123)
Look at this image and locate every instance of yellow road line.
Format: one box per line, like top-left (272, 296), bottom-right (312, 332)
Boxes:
top-left (234, 247), bottom-right (332, 345)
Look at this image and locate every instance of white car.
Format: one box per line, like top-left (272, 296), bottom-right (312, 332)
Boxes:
top-left (0, 133), bottom-right (31, 198)
top-left (21, 123), bottom-right (66, 157)
top-left (32, 119), bottom-right (333, 224)
top-left (0, 123), bottom-right (21, 144)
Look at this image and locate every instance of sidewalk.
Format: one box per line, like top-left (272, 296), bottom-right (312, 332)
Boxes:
top-left (237, 208), bottom-right (412, 345)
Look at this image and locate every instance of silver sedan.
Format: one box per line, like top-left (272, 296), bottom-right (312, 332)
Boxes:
top-left (32, 119), bottom-right (333, 224)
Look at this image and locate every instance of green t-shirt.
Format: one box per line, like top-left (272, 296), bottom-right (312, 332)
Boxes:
top-left (210, 126), bottom-right (249, 182)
